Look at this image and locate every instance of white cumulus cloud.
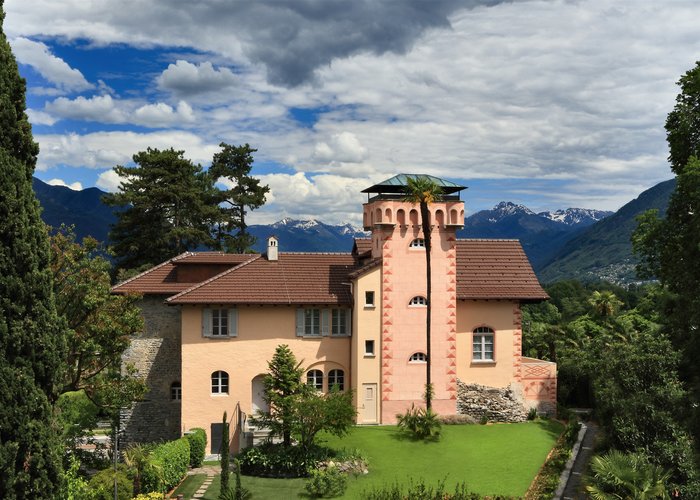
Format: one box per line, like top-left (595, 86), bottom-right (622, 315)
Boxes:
top-left (157, 60), bottom-right (237, 96)
top-left (46, 178), bottom-right (83, 190)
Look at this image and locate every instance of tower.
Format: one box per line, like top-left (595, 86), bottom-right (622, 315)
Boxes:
top-left (361, 174), bottom-right (466, 421)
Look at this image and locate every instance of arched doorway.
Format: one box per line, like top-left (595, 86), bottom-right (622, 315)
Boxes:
top-left (251, 375), bottom-right (268, 415)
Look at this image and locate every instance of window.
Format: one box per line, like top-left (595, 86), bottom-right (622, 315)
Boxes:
top-left (307, 369), bottom-right (323, 390)
top-left (211, 371), bottom-right (229, 394)
top-left (304, 309), bottom-right (321, 336)
top-left (410, 238), bottom-right (425, 248)
top-left (473, 327), bottom-right (495, 362)
top-left (365, 291), bottom-right (375, 307)
top-left (331, 309), bottom-right (350, 336)
top-left (409, 352), bottom-right (427, 363)
top-left (409, 296), bottom-right (428, 306)
top-left (364, 340), bottom-right (375, 356)
top-left (202, 308), bottom-right (237, 337)
top-left (328, 369), bottom-right (345, 391)
top-left (171, 381), bottom-right (181, 401)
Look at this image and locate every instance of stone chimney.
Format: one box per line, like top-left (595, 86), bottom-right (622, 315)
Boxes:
top-left (267, 236), bottom-right (278, 261)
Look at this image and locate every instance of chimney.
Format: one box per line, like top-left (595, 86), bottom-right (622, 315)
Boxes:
top-left (267, 236), bottom-right (278, 261)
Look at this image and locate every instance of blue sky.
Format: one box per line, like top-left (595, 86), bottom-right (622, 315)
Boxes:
top-left (4, 0), bottom-right (700, 225)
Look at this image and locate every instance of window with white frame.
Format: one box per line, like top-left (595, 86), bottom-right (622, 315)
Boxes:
top-left (331, 309), bottom-right (350, 336)
top-left (409, 296), bottom-right (428, 306)
top-left (409, 352), bottom-right (427, 363)
top-left (364, 340), bottom-right (375, 356)
top-left (328, 369), bottom-right (345, 391)
top-left (211, 371), bottom-right (229, 394)
top-left (365, 291), bottom-right (375, 307)
top-left (473, 327), bottom-right (495, 361)
top-left (202, 308), bottom-right (238, 338)
top-left (307, 369), bottom-right (323, 390)
top-left (171, 381), bottom-right (181, 401)
top-left (410, 238), bottom-right (426, 248)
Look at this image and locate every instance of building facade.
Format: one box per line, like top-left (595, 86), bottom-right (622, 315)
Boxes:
top-left (114, 175), bottom-right (556, 452)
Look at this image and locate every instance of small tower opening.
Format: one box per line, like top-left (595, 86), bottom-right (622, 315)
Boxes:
top-left (267, 236), bottom-right (279, 261)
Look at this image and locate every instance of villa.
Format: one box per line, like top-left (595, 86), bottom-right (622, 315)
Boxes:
top-left (112, 174), bottom-right (556, 453)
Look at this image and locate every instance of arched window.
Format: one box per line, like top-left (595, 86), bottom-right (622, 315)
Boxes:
top-left (211, 371), bottom-right (229, 394)
top-left (410, 238), bottom-right (425, 248)
top-left (171, 381), bottom-right (181, 400)
top-left (409, 296), bottom-right (428, 306)
top-left (473, 327), bottom-right (495, 361)
top-left (328, 369), bottom-right (345, 391)
top-left (409, 352), bottom-right (427, 363)
top-left (307, 369), bottom-right (323, 391)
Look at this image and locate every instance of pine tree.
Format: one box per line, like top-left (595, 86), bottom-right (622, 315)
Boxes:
top-left (0, 2), bottom-right (67, 496)
top-left (210, 143), bottom-right (269, 253)
top-left (104, 147), bottom-right (219, 274)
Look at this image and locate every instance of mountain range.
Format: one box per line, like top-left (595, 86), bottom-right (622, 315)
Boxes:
top-left (32, 177), bottom-right (675, 284)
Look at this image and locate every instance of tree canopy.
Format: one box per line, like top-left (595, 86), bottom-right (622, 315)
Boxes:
top-left (0, 2), bottom-right (67, 495)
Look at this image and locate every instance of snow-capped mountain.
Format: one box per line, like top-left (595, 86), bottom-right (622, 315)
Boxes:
top-left (538, 208), bottom-right (613, 226)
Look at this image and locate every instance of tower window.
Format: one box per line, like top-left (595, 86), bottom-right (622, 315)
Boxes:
top-left (409, 352), bottom-right (427, 363)
top-left (409, 296), bottom-right (428, 306)
top-left (410, 238), bottom-right (425, 248)
top-left (171, 381), bottom-right (181, 400)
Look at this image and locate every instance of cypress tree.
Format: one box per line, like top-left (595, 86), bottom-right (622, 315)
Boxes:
top-left (0, 2), bottom-right (67, 497)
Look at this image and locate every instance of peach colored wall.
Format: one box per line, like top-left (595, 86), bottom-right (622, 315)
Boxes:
top-left (363, 198), bottom-right (462, 422)
top-left (455, 300), bottom-right (521, 388)
top-left (180, 304), bottom-right (350, 451)
top-left (351, 268), bottom-right (382, 423)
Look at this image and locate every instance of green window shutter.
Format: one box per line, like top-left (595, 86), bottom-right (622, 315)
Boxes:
top-left (321, 309), bottom-right (330, 336)
top-left (202, 308), bottom-right (212, 337)
top-left (228, 308), bottom-right (238, 337)
top-left (296, 309), bottom-right (305, 336)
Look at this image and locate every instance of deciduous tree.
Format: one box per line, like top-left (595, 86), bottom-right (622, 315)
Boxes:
top-left (0, 2), bottom-right (67, 495)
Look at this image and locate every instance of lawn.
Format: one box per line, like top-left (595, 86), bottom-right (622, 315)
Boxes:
top-left (176, 420), bottom-right (563, 499)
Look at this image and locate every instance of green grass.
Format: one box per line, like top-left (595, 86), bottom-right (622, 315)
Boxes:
top-left (320, 421), bottom-right (563, 498)
top-left (173, 421), bottom-right (563, 499)
top-left (171, 474), bottom-right (208, 498)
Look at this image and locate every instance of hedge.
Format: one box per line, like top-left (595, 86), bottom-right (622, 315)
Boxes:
top-left (142, 437), bottom-right (190, 493)
top-left (186, 428), bottom-right (207, 468)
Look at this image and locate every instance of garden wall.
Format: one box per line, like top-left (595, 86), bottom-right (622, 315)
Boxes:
top-left (455, 379), bottom-right (528, 422)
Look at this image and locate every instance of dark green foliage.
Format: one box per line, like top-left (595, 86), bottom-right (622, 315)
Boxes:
top-left (141, 437), bottom-right (190, 493)
top-left (88, 464), bottom-right (133, 500)
top-left (305, 466), bottom-right (347, 498)
top-left (56, 390), bottom-right (99, 455)
top-left (396, 404), bottom-right (442, 440)
top-left (0, 4), bottom-right (68, 497)
top-left (233, 459), bottom-right (251, 500)
top-left (294, 385), bottom-right (356, 452)
top-left (210, 142), bottom-right (269, 253)
top-left (363, 478), bottom-right (516, 500)
top-left (104, 147), bottom-right (219, 273)
top-left (220, 412), bottom-right (230, 495)
top-left (666, 61), bottom-right (700, 175)
top-left (186, 428), bottom-right (207, 468)
top-left (238, 443), bottom-right (332, 478)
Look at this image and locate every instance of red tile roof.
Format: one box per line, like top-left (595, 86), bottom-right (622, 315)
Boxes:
top-left (353, 238), bottom-right (372, 256)
top-left (167, 253), bottom-right (356, 305)
top-left (456, 239), bottom-right (548, 301)
top-left (111, 252), bottom-right (256, 295)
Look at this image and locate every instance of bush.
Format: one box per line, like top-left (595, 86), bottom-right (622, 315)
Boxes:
top-left (526, 407), bottom-right (538, 420)
top-left (364, 478), bottom-right (516, 499)
top-left (238, 443), bottom-right (331, 478)
top-left (132, 494), bottom-right (165, 500)
top-left (305, 466), bottom-right (347, 498)
top-left (141, 437), bottom-right (190, 493)
top-left (396, 404), bottom-right (441, 440)
top-left (185, 428), bottom-right (207, 468)
top-left (88, 465), bottom-right (132, 500)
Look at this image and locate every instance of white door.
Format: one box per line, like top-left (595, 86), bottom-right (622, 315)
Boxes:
top-left (362, 383), bottom-right (377, 423)
top-left (251, 375), bottom-right (268, 416)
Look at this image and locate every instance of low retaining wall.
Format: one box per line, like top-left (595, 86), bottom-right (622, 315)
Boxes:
top-left (456, 380), bottom-right (528, 422)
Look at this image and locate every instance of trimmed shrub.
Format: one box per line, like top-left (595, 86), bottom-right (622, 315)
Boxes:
top-left (142, 437), bottom-right (190, 493)
top-left (185, 428), bottom-right (207, 468)
top-left (238, 443), bottom-right (331, 478)
top-left (305, 466), bottom-right (347, 498)
top-left (88, 464), bottom-right (132, 500)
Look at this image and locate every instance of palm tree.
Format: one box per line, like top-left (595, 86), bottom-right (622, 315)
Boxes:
top-left (404, 176), bottom-right (443, 411)
top-left (585, 450), bottom-right (671, 499)
top-left (589, 290), bottom-right (623, 318)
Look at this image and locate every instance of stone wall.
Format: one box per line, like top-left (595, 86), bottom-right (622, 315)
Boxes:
top-left (121, 295), bottom-right (182, 445)
top-left (456, 379), bottom-right (527, 422)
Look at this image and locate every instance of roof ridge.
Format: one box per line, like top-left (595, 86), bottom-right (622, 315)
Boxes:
top-left (111, 251), bottom-right (193, 292)
top-left (166, 254), bottom-right (261, 303)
